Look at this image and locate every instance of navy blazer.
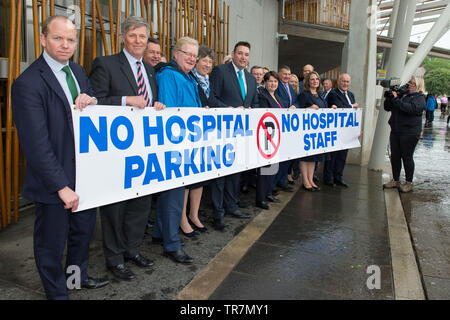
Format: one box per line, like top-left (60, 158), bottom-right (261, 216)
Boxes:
top-left (327, 88), bottom-right (355, 108)
top-left (298, 91), bottom-right (328, 109)
top-left (89, 51), bottom-right (158, 106)
top-left (208, 62), bottom-right (259, 108)
top-left (258, 88), bottom-right (287, 109)
top-left (275, 81), bottom-right (299, 108)
top-left (12, 55), bottom-right (93, 204)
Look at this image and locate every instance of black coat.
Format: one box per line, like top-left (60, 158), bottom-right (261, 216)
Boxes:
top-left (208, 62), bottom-right (259, 108)
top-left (384, 91), bottom-right (426, 136)
top-left (89, 51), bottom-right (158, 106)
top-left (258, 88), bottom-right (286, 108)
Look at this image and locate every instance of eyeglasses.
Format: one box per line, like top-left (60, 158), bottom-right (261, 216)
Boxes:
top-left (179, 50), bottom-right (198, 59)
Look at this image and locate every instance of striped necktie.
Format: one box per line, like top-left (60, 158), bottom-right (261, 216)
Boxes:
top-left (136, 61), bottom-right (151, 107)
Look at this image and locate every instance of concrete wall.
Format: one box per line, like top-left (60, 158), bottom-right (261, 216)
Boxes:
top-left (225, 0), bottom-right (279, 70)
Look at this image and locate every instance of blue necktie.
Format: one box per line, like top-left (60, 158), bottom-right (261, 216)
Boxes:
top-left (237, 70), bottom-right (246, 101)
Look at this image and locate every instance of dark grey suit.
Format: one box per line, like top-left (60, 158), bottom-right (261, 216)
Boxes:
top-left (89, 51), bottom-right (156, 267)
top-left (208, 62), bottom-right (259, 219)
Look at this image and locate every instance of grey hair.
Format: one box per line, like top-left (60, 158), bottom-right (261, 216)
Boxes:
top-left (174, 36), bottom-right (199, 52)
top-left (198, 45), bottom-right (214, 61)
top-left (121, 16), bottom-right (150, 36)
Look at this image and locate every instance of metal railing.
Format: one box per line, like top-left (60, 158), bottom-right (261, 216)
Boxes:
top-left (284, 0), bottom-right (351, 30)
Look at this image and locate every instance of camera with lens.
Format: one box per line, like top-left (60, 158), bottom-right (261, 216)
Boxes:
top-left (381, 77), bottom-right (409, 99)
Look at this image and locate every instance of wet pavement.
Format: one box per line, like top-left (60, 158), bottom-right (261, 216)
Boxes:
top-left (399, 111), bottom-right (450, 300)
top-left (210, 165), bottom-right (394, 300)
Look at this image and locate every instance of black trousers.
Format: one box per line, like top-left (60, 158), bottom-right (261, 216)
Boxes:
top-left (34, 203), bottom-right (96, 300)
top-left (389, 133), bottom-right (419, 182)
top-left (210, 173), bottom-right (240, 219)
top-left (100, 195), bottom-right (152, 267)
top-left (323, 149), bottom-right (348, 183)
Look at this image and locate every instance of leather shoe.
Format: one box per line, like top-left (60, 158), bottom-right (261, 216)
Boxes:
top-left (266, 195), bottom-right (281, 203)
top-left (238, 200), bottom-right (249, 208)
top-left (335, 180), bottom-right (349, 188)
top-left (313, 186), bottom-right (321, 191)
top-left (213, 218), bottom-right (226, 230)
top-left (302, 185), bottom-right (315, 192)
top-left (108, 264), bottom-right (135, 280)
top-left (324, 180), bottom-right (336, 187)
top-left (227, 209), bottom-right (250, 219)
top-left (164, 250), bottom-right (193, 264)
top-left (255, 201), bottom-right (269, 210)
top-left (81, 277), bottom-right (109, 289)
top-left (125, 253), bottom-right (154, 268)
top-left (279, 185), bottom-right (294, 192)
top-left (271, 188), bottom-right (280, 196)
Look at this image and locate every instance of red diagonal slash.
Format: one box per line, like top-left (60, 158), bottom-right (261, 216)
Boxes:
top-left (261, 122), bottom-right (277, 150)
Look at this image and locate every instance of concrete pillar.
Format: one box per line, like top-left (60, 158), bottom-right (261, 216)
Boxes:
top-left (368, 0), bottom-right (417, 171)
top-left (341, 0), bottom-right (378, 165)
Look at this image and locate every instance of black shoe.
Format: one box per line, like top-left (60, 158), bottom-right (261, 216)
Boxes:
top-left (164, 250), bottom-right (193, 264)
top-left (255, 201), bottom-right (269, 210)
top-left (152, 237), bottom-right (163, 244)
top-left (180, 227), bottom-right (198, 238)
top-left (238, 200), bottom-right (249, 208)
top-left (188, 216), bottom-right (208, 233)
top-left (81, 277), bottom-right (110, 289)
top-left (336, 180), bottom-right (349, 188)
top-left (125, 253), bottom-right (154, 268)
top-left (213, 218), bottom-right (226, 230)
top-left (279, 185), bottom-right (294, 192)
top-left (266, 195), bottom-right (281, 203)
top-left (313, 186), bottom-right (321, 191)
top-left (227, 209), bottom-right (250, 219)
top-left (302, 185), bottom-right (315, 192)
top-left (108, 264), bottom-right (136, 280)
top-left (272, 188), bottom-right (280, 196)
top-left (324, 180), bottom-right (336, 187)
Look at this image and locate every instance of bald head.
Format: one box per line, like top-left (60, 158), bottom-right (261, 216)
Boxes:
top-left (302, 64), bottom-right (314, 78)
top-left (338, 73), bottom-right (351, 91)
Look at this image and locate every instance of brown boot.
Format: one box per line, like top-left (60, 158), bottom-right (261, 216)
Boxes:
top-left (399, 181), bottom-right (413, 193)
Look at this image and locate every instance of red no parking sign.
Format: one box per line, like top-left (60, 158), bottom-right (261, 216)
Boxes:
top-left (256, 112), bottom-right (281, 159)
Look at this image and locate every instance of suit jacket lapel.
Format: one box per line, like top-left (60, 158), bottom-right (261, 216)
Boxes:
top-left (38, 56), bottom-right (74, 136)
top-left (228, 63), bottom-right (244, 103)
top-left (243, 70), bottom-right (254, 104)
top-left (143, 62), bottom-right (158, 102)
top-left (119, 51), bottom-right (139, 96)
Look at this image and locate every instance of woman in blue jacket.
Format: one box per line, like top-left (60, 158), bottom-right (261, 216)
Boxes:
top-left (152, 37), bottom-right (205, 264)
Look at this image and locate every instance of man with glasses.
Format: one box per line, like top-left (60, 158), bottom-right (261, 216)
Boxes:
top-left (323, 73), bottom-right (358, 188)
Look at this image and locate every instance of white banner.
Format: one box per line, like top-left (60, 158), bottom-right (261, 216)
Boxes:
top-left (72, 106), bottom-right (362, 211)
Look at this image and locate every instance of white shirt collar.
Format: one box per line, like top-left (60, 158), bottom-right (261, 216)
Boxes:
top-left (123, 48), bottom-right (143, 65)
top-left (43, 50), bottom-right (69, 72)
top-left (231, 61), bottom-right (245, 74)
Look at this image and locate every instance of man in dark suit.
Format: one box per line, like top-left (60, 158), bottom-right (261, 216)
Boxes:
top-left (298, 64), bottom-right (314, 94)
top-left (208, 41), bottom-right (259, 230)
top-left (275, 65), bottom-right (300, 187)
top-left (89, 16), bottom-right (165, 280)
top-left (323, 73), bottom-right (359, 188)
top-left (321, 78), bottom-right (333, 100)
top-left (12, 15), bottom-right (109, 300)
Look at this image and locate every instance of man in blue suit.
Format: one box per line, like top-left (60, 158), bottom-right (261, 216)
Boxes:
top-left (274, 65), bottom-right (299, 190)
top-left (323, 73), bottom-right (359, 188)
top-left (12, 15), bottom-right (109, 300)
top-left (208, 41), bottom-right (259, 230)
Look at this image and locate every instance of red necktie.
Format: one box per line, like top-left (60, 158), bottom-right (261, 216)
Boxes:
top-left (136, 61), bottom-right (151, 107)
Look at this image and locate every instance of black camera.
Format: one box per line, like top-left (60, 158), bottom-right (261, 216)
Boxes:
top-left (381, 77), bottom-right (409, 99)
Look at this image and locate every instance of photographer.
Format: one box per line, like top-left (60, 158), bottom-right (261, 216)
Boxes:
top-left (383, 76), bottom-right (426, 193)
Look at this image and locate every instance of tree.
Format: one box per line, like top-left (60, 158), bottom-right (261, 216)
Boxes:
top-left (421, 57), bottom-right (450, 95)
top-left (424, 68), bottom-right (450, 96)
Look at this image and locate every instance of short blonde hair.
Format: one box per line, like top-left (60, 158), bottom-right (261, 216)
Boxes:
top-left (174, 36), bottom-right (199, 52)
top-left (411, 76), bottom-right (425, 93)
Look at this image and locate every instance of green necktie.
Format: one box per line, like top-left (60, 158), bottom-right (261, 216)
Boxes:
top-left (61, 65), bottom-right (78, 104)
